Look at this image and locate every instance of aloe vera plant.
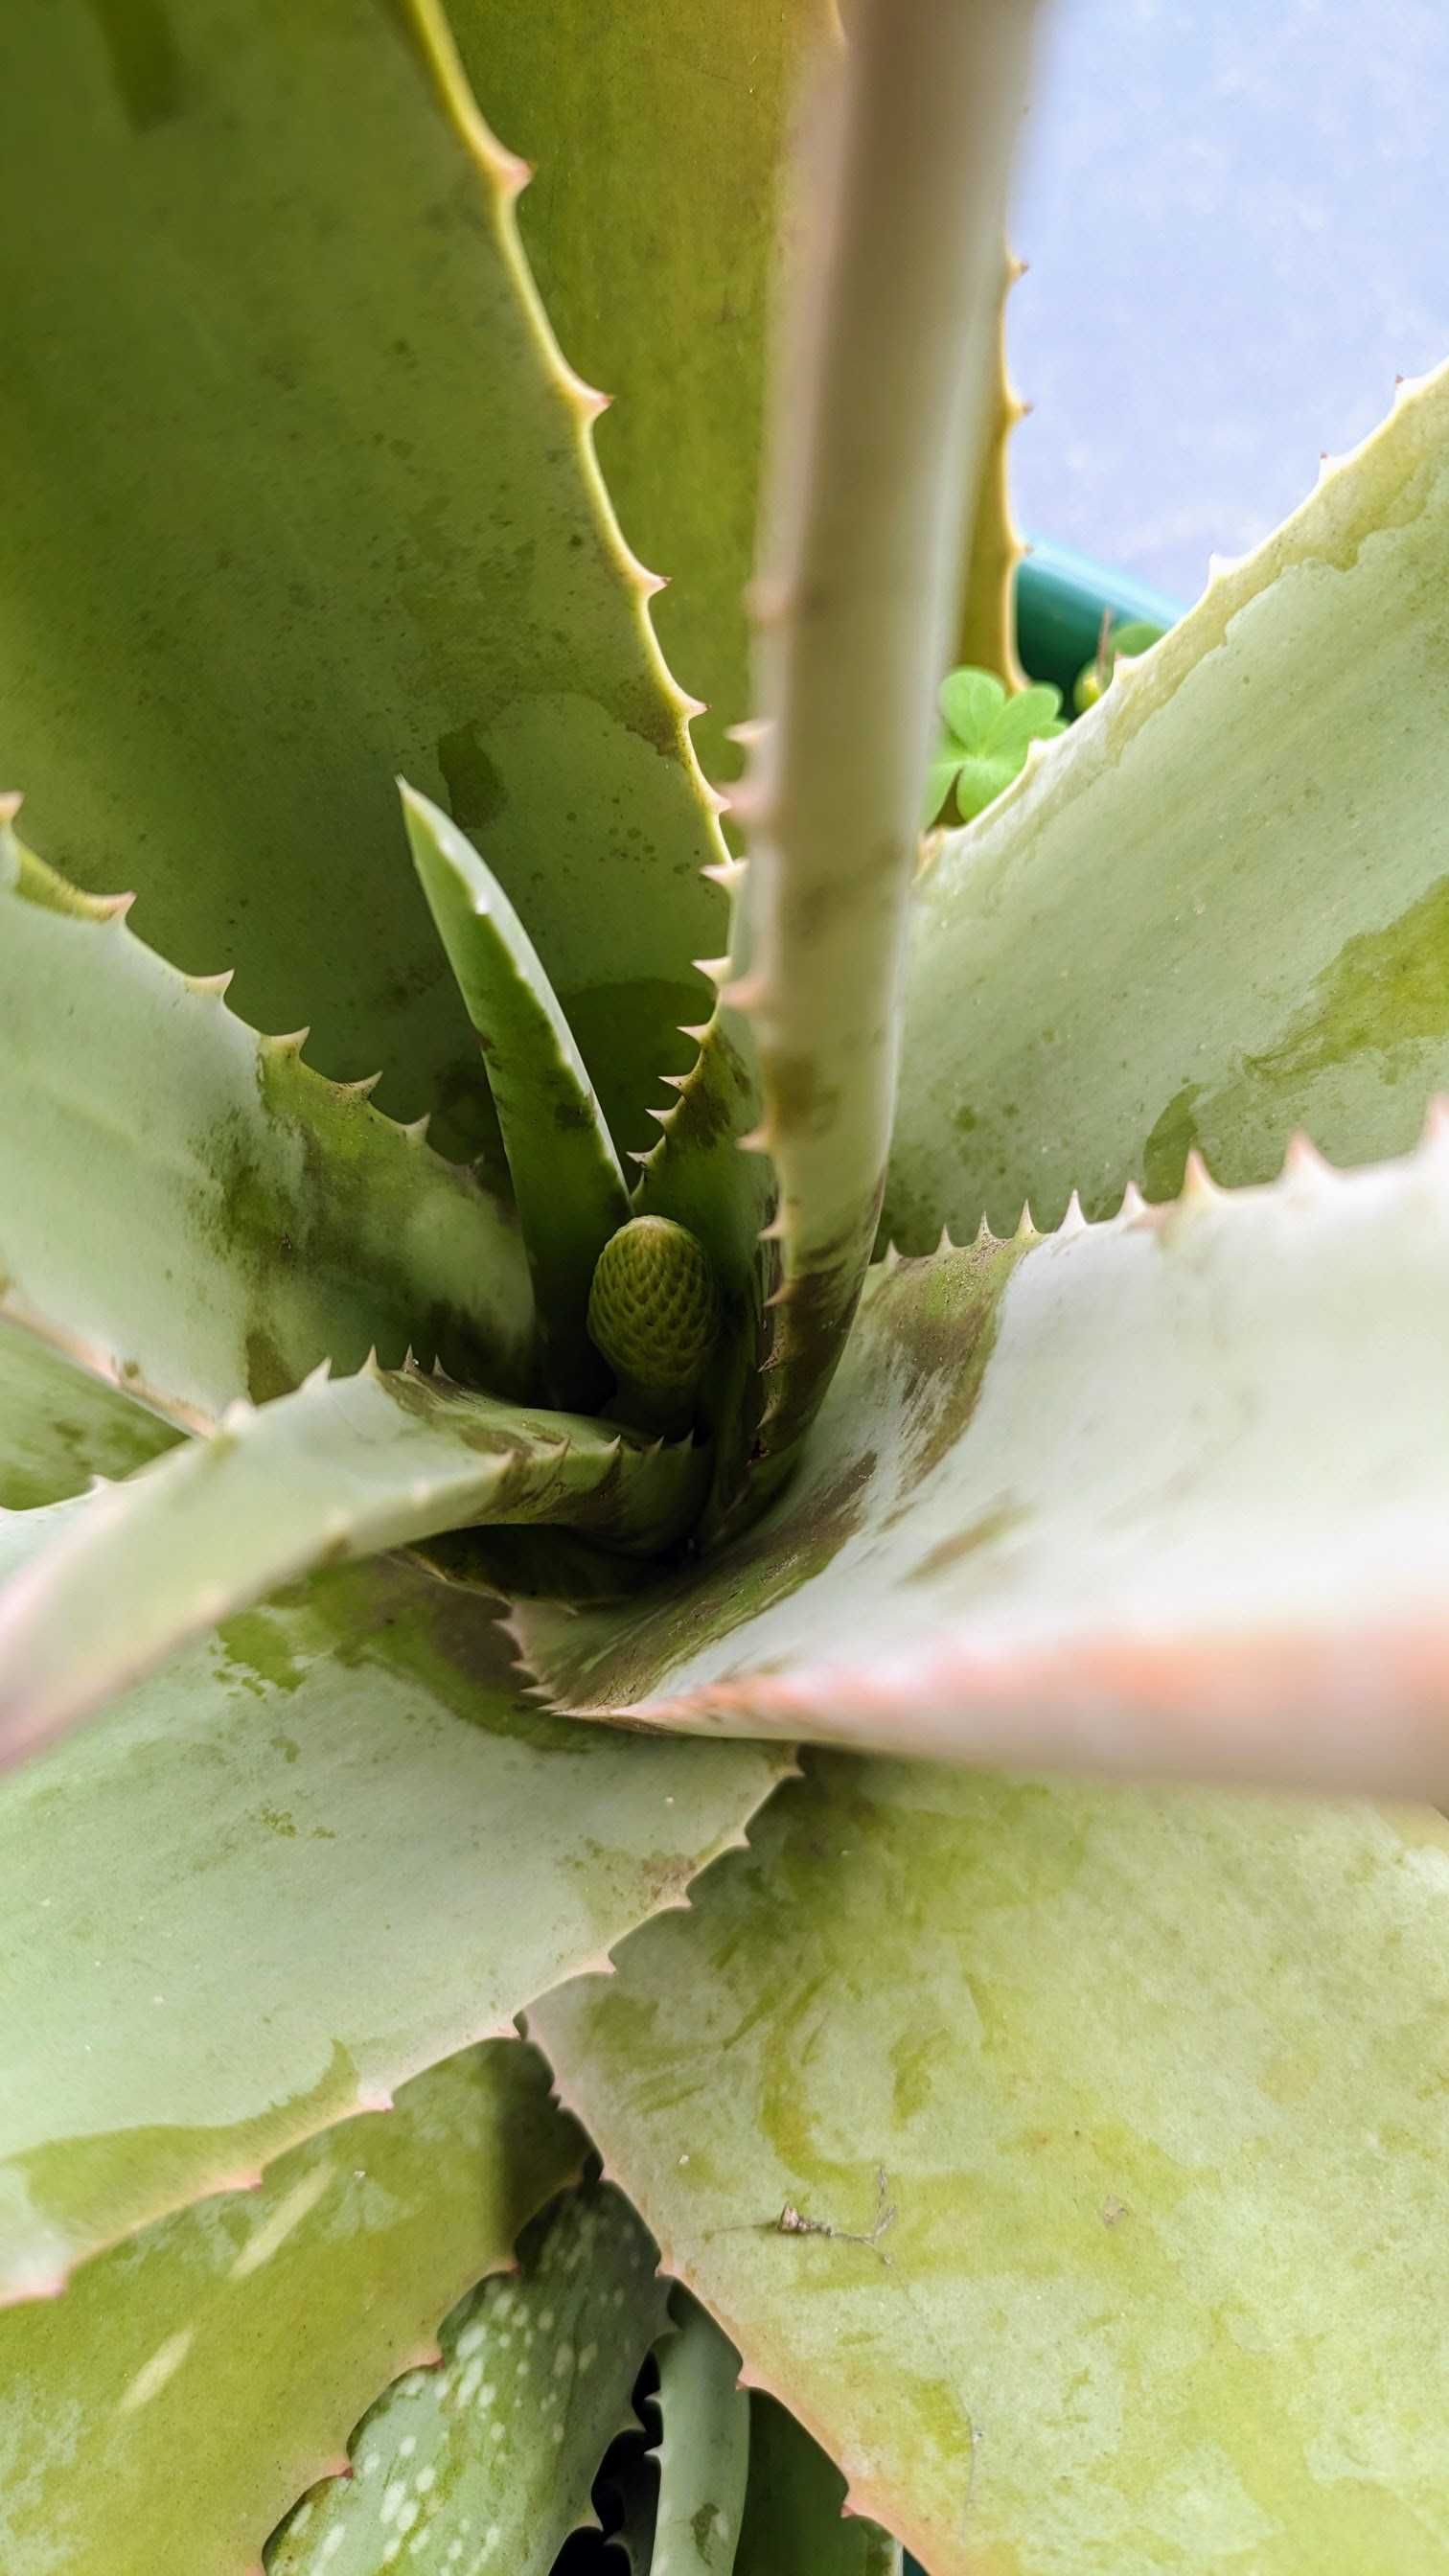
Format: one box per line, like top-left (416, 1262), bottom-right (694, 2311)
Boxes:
top-left (6, 5), bottom-right (1449, 2571)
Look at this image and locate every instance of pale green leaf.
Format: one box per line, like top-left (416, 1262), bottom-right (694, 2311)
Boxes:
top-left (737, 2396), bottom-right (903, 2576)
top-left (727, 0), bottom-right (1043, 1509)
top-left (886, 363), bottom-right (1449, 1248)
top-left (403, 784), bottom-right (631, 1406)
top-left (456, 0), bottom-right (835, 789)
top-left (518, 1132), bottom-right (1449, 1800)
top-left (0, 0), bottom-right (723, 1162)
top-left (0, 1539), bottom-right (787, 2297)
top-left (0, 1318), bottom-right (176, 1510)
top-left (0, 813), bottom-right (531, 1426)
top-left (651, 2292), bottom-right (750, 2575)
top-left (268, 2182), bottom-right (667, 2576)
top-left (937, 668), bottom-right (1005, 748)
top-left (0, 1358), bottom-right (701, 1770)
top-left (536, 1769), bottom-right (1449, 2574)
top-left (0, 2041), bottom-right (581, 2576)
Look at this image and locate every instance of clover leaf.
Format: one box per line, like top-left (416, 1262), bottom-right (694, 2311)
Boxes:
top-left (923, 666), bottom-right (1068, 827)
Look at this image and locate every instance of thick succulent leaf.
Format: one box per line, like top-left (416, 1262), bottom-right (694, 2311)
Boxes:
top-left (0, 1538), bottom-right (787, 2298)
top-left (269, 2182), bottom-right (667, 2576)
top-left (726, 0), bottom-right (1044, 1507)
top-left (0, 2041), bottom-right (581, 2576)
top-left (604, 2437), bottom-right (660, 2574)
top-left (886, 363), bottom-right (1449, 1249)
top-left (633, 906), bottom-right (777, 1531)
top-left (737, 2396), bottom-right (902, 2576)
top-left (950, 250), bottom-right (1028, 689)
top-left (0, 1317), bottom-right (176, 1509)
top-left (650, 2292), bottom-right (750, 2575)
top-left (0, 812), bottom-right (530, 1426)
top-left (455, 0), bottom-right (835, 791)
top-left (0, 1356), bottom-right (698, 1771)
top-left (0, 0), bottom-right (723, 1163)
top-left (404, 786), bottom-right (630, 1406)
top-left (518, 1128), bottom-right (1449, 1800)
top-left (536, 1767), bottom-right (1449, 2574)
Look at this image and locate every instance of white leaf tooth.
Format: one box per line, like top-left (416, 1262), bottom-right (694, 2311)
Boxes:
top-left (1280, 1128), bottom-right (1332, 1185)
top-left (1418, 1093), bottom-right (1449, 1155)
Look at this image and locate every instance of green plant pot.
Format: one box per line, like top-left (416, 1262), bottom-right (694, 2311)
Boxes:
top-left (1015, 536), bottom-right (1185, 696)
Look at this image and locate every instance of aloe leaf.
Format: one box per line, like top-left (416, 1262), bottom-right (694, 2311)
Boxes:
top-left (736, 2396), bottom-right (902, 2576)
top-left (628, 834), bottom-right (779, 1529)
top-left (536, 1770), bottom-right (1449, 2574)
top-left (604, 2436), bottom-right (660, 2572)
top-left (457, 0), bottom-right (836, 790)
top-left (886, 363), bottom-right (1449, 1249)
top-left (650, 2292), bottom-right (751, 2575)
top-left (950, 249), bottom-right (1028, 689)
top-left (725, 0), bottom-right (1044, 1509)
top-left (268, 2181), bottom-right (666, 2576)
top-left (0, 1540), bottom-right (786, 2297)
top-left (0, 811), bottom-right (531, 1427)
top-left (0, 1318), bottom-right (176, 1509)
top-left (0, 2040), bottom-right (581, 2576)
top-left (0, 1357), bottom-right (702, 1771)
top-left (403, 785), bottom-right (631, 1405)
top-left (0, 0), bottom-right (723, 1162)
top-left (518, 1126), bottom-right (1449, 1800)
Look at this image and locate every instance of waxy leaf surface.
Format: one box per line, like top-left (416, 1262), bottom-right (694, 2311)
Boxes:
top-left (269, 2182), bottom-right (667, 2576)
top-left (887, 364), bottom-right (1449, 1245)
top-left (520, 1135), bottom-right (1449, 1800)
top-left (0, 1538), bottom-right (786, 2297)
top-left (0, 1359), bottom-right (697, 1769)
top-left (0, 816), bottom-right (530, 1425)
top-left (0, 2043), bottom-right (581, 2576)
top-left (0, 0), bottom-right (721, 1161)
top-left (538, 1766), bottom-right (1449, 2574)
top-left (0, 1320), bottom-right (176, 1510)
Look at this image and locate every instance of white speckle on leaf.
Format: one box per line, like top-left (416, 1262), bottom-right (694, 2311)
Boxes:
top-left (552, 2343), bottom-right (573, 2379)
top-left (229, 2164), bottom-right (334, 2281)
top-left (118, 2329), bottom-right (194, 2413)
top-left (382, 2479), bottom-right (407, 2525)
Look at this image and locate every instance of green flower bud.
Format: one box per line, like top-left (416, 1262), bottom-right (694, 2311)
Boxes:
top-left (587, 1216), bottom-right (720, 1429)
